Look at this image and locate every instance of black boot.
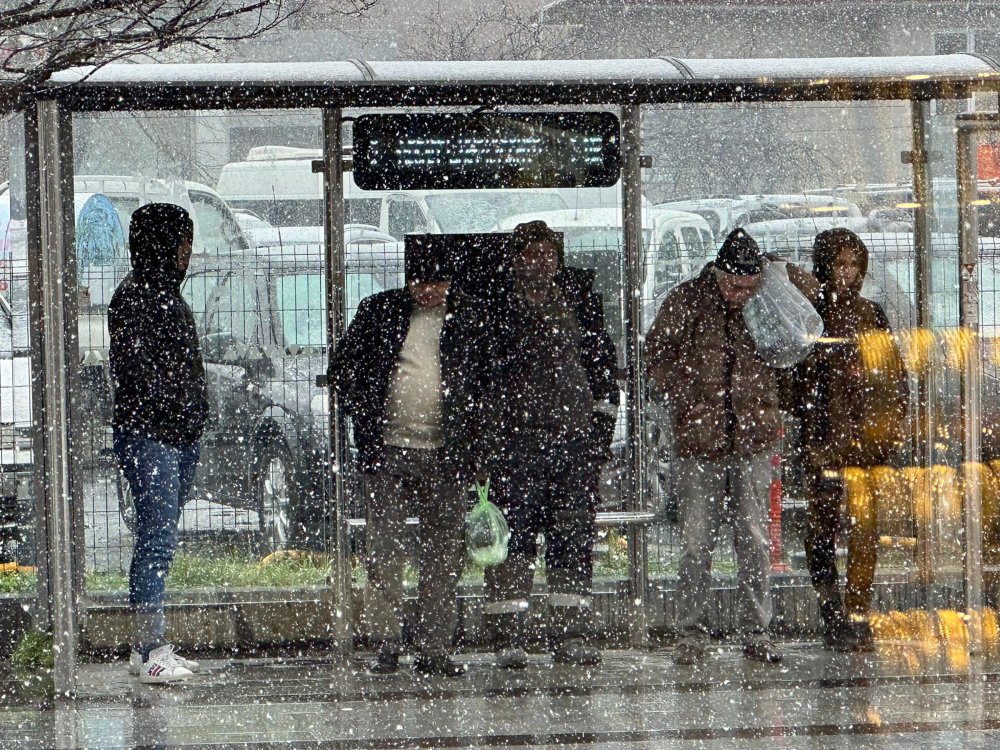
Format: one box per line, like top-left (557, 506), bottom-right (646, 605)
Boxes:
top-left (819, 593), bottom-right (856, 652)
top-left (849, 618), bottom-right (876, 652)
top-left (487, 611), bottom-right (529, 670)
top-left (368, 640), bottom-right (400, 674)
top-left (414, 654), bottom-right (467, 678)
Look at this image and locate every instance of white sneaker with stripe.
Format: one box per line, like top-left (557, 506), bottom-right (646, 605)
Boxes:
top-left (129, 645), bottom-right (200, 676)
top-left (135, 644), bottom-right (195, 684)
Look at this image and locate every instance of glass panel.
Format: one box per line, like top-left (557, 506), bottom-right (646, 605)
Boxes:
top-left (71, 109), bottom-right (331, 650)
top-left (921, 102), bottom-right (965, 604)
top-left (641, 99), bottom-right (942, 639)
top-left (0, 115), bottom-right (35, 626)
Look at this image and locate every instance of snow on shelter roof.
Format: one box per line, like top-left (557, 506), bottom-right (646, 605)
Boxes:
top-left (19, 54), bottom-right (1000, 110)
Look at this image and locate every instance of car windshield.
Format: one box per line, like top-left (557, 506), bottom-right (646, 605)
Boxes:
top-left (425, 193), bottom-right (568, 233)
top-left (275, 272), bottom-right (385, 348)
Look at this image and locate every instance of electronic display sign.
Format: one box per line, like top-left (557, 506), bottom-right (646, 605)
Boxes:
top-left (353, 112), bottom-right (621, 190)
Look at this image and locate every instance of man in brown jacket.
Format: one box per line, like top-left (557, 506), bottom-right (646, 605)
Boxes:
top-left (645, 228), bottom-right (788, 665)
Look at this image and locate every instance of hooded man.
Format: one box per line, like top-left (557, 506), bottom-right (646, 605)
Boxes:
top-left (645, 228), bottom-right (799, 665)
top-left (330, 239), bottom-right (491, 678)
top-left (793, 228), bottom-right (908, 651)
top-left (109, 203), bottom-right (208, 684)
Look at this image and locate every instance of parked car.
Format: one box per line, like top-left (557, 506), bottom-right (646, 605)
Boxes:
top-left (657, 194), bottom-right (862, 242)
top-left (128, 230), bottom-right (405, 550)
top-left (216, 146), bottom-right (438, 239)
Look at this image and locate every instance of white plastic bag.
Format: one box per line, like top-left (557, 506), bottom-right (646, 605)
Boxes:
top-left (743, 260), bottom-right (823, 368)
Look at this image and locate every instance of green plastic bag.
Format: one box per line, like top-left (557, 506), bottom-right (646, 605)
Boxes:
top-left (466, 480), bottom-right (509, 566)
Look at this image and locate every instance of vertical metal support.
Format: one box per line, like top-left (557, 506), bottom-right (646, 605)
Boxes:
top-left (25, 101), bottom-right (78, 697)
top-left (911, 100), bottom-right (936, 593)
top-left (322, 108), bottom-right (352, 656)
top-left (956, 119), bottom-right (983, 636)
top-left (621, 105), bottom-right (648, 647)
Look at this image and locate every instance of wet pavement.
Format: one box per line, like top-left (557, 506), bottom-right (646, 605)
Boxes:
top-left (2, 641), bottom-right (1000, 749)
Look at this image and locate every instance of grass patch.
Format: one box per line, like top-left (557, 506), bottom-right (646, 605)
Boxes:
top-left (11, 630), bottom-right (54, 672)
top-left (0, 570), bottom-right (36, 594)
top-left (85, 551), bottom-right (331, 592)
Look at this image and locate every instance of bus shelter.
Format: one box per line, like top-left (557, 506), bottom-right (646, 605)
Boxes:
top-left (1, 55), bottom-right (999, 696)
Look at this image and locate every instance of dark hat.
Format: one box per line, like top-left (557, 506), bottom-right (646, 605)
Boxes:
top-left (404, 236), bottom-right (451, 283)
top-left (716, 228), bottom-right (764, 276)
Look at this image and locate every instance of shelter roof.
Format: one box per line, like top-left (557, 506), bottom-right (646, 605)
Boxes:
top-left (4, 54), bottom-right (998, 110)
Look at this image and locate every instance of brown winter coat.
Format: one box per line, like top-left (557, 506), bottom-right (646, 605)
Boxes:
top-left (645, 261), bottom-right (816, 460)
top-left (791, 241), bottom-right (909, 470)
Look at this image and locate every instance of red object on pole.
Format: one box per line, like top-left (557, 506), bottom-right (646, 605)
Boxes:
top-left (769, 432), bottom-right (790, 573)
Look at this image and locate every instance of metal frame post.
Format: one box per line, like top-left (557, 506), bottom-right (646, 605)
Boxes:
top-left (621, 105), bottom-right (648, 647)
top-left (25, 100), bottom-right (78, 697)
top-left (911, 100), bottom-right (938, 594)
top-left (322, 108), bottom-right (352, 656)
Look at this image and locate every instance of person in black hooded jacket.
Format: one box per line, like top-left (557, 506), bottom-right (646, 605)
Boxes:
top-left (482, 220), bottom-right (618, 670)
top-left (792, 228), bottom-right (909, 652)
top-left (109, 203), bottom-right (208, 684)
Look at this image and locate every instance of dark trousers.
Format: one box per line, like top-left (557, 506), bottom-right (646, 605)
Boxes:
top-left (484, 442), bottom-right (598, 643)
top-left (804, 468), bottom-right (878, 619)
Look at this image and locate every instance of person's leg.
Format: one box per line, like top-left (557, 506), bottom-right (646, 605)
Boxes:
top-left (362, 449), bottom-right (413, 670)
top-left (116, 435), bottom-right (183, 657)
top-left (673, 455), bottom-right (726, 648)
top-left (412, 451), bottom-right (467, 673)
top-left (483, 464), bottom-right (543, 668)
top-left (176, 442), bottom-right (201, 518)
top-left (544, 453), bottom-right (600, 665)
top-left (804, 468), bottom-right (852, 648)
top-left (844, 467), bottom-right (878, 649)
top-left (730, 449), bottom-right (781, 662)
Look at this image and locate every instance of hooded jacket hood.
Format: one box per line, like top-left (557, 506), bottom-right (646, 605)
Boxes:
top-left (128, 203), bottom-right (193, 288)
top-left (812, 227), bottom-right (868, 296)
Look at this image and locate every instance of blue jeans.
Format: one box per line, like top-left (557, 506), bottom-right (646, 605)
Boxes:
top-left (114, 434), bottom-right (199, 651)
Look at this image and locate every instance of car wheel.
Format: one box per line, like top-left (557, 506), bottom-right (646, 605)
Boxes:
top-left (116, 471), bottom-right (137, 533)
top-left (254, 439), bottom-right (296, 553)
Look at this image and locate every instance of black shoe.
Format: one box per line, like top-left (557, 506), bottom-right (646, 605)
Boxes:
top-left (553, 637), bottom-right (601, 666)
top-left (822, 621), bottom-right (858, 652)
top-left (850, 620), bottom-right (876, 652)
top-left (413, 654), bottom-right (466, 678)
top-left (368, 642), bottom-right (400, 674)
top-left (368, 651), bottom-right (399, 674)
top-left (673, 638), bottom-right (706, 666)
top-left (743, 638), bottom-right (783, 663)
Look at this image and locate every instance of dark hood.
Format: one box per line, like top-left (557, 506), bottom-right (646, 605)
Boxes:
top-left (128, 203), bottom-right (193, 288)
top-left (812, 227), bottom-right (868, 296)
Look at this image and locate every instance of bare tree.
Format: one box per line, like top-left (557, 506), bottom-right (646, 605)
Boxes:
top-left (0, 0), bottom-right (375, 105)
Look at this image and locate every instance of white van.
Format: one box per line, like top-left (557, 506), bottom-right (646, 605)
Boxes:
top-left (216, 146), bottom-right (437, 239)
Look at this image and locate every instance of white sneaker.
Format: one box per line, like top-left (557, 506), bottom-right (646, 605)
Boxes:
top-left (129, 646), bottom-right (200, 675)
top-left (136, 644), bottom-right (195, 684)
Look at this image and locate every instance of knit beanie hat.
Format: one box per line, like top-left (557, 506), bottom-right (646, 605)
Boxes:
top-left (716, 228), bottom-right (764, 276)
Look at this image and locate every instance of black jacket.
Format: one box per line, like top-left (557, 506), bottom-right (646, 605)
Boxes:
top-left (108, 237), bottom-right (209, 448)
top-left (486, 266), bottom-right (619, 464)
top-left (330, 287), bottom-right (492, 477)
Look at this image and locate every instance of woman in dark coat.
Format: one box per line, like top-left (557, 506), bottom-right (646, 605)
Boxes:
top-left (794, 228), bottom-right (909, 651)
